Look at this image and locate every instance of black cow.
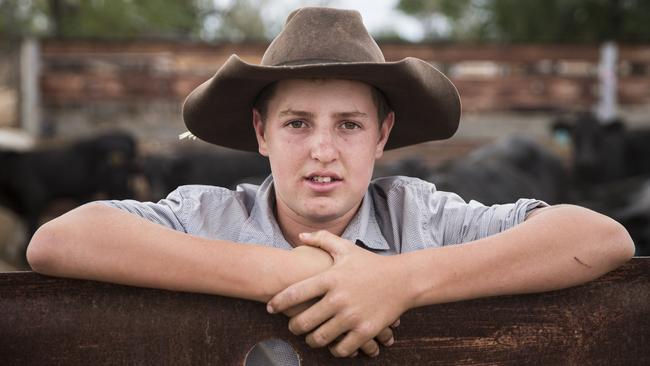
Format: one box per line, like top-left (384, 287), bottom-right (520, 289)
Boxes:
top-left (142, 148), bottom-right (271, 201)
top-left (373, 136), bottom-right (567, 206)
top-left (373, 158), bottom-right (431, 180)
top-left (552, 113), bottom-right (650, 255)
top-left (426, 136), bottom-right (567, 205)
top-left (553, 113), bottom-right (650, 184)
top-left (0, 131), bottom-right (137, 240)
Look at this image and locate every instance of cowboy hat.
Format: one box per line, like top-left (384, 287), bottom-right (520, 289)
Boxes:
top-left (182, 7), bottom-right (461, 151)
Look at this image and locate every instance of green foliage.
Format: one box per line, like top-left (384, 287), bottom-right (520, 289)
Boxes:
top-left (0, 0), bottom-right (209, 39)
top-left (0, 0), bottom-right (47, 38)
top-left (396, 0), bottom-right (650, 43)
top-left (52, 0), bottom-right (206, 39)
top-left (0, 0), bottom-right (270, 41)
top-left (211, 0), bottom-right (266, 41)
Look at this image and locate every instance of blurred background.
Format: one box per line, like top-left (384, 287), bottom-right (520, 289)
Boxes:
top-left (1, 0), bottom-right (649, 270)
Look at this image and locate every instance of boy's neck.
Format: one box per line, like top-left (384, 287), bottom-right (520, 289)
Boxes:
top-left (274, 200), bottom-right (360, 248)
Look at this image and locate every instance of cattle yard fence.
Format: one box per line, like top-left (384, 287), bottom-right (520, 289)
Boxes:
top-left (1, 258), bottom-right (648, 365)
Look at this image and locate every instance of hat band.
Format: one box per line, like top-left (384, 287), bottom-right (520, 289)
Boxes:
top-left (274, 58), bottom-right (351, 66)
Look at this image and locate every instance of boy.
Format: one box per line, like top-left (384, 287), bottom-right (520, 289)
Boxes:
top-left (27, 7), bottom-right (634, 360)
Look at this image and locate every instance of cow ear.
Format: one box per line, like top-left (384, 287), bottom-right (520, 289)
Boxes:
top-left (551, 119), bottom-right (573, 134)
top-left (551, 118), bottom-right (573, 146)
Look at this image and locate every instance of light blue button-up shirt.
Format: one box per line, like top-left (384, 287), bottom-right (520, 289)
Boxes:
top-left (102, 175), bottom-right (546, 253)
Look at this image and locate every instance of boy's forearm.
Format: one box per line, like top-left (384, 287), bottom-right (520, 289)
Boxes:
top-left (401, 204), bottom-right (634, 308)
top-left (27, 203), bottom-right (330, 302)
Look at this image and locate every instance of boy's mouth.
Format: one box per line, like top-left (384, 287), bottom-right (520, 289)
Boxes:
top-left (305, 172), bottom-right (343, 184)
top-left (309, 176), bottom-right (339, 183)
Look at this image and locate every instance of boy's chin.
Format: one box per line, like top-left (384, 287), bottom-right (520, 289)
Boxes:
top-left (299, 204), bottom-right (347, 224)
top-left (303, 210), bottom-right (343, 224)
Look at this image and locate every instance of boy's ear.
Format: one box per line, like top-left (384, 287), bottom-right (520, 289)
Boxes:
top-left (252, 109), bottom-right (269, 157)
top-left (375, 111), bottom-right (395, 158)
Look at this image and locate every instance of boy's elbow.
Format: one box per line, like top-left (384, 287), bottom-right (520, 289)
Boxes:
top-left (590, 208), bottom-right (635, 267)
top-left (610, 220), bottom-right (635, 263)
top-left (26, 222), bottom-right (62, 274)
top-left (26, 202), bottom-right (100, 274)
top-left (560, 205), bottom-right (635, 268)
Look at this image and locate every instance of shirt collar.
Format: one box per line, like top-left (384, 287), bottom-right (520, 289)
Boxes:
top-left (248, 175), bottom-right (389, 251)
top-left (340, 188), bottom-right (390, 251)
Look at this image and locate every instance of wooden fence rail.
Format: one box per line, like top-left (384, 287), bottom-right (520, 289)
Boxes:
top-left (1, 258), bottom-right (649, 365)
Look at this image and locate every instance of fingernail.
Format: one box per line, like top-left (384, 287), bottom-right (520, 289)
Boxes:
top-left (351, 351), bottom-right (358, 358)
top-left (386, 337), bottom-right (394, 346)
top-left (266, 304), bottom-right (274, 313)
top-left (371, 350), bottom-right (380, 357)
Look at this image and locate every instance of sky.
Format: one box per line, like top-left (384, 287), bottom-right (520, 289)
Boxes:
top-left (214, 0), bottom-right (431, 41)
top-left (312, 0), bottom-right (426, 41)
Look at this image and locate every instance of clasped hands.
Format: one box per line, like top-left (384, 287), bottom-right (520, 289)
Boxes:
top-left (268, 230), bottom-right (412, 358)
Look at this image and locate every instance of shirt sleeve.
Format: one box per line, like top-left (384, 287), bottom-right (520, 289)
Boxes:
top-left (426, 189), bottom-right (548, 246)
top-left (98, 187), bottom-right (187, 233)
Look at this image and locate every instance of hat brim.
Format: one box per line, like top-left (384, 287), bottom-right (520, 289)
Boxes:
top-left (182, 54), bottom-right (461, 152)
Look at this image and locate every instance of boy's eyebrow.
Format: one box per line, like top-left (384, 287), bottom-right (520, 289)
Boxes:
top-left (333, 111), bottom-right (368, 119)
top-left (278, 109), bottom-right (314, 118)
top-left (277, 109), bottom-right (368, 119)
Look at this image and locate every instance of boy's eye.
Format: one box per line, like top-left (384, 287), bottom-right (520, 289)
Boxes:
top-left (342, 121), bottom-right (360, 129)
top-left (288, 120), bottom-right (306, 128)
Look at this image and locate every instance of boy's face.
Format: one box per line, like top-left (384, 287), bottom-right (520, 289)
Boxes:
top-left (253, 79), bottom-right (394, 226)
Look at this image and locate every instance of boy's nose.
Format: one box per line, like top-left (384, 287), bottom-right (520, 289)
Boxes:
top-left (309, 130), bottom-right (338, 163)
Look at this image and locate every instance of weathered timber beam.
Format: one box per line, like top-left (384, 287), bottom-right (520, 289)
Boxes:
top-left (1, 258), bottom-right (648, 365)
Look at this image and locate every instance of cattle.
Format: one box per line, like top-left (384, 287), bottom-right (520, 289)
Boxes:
top-left (374, 136), bottom-right (567, 206)
top-left (141, 148), bottom-right (271, 201)
top-left (553, 113), bottom-right (650, 184)
top-left (426, 136), bottom-right (567, 205)
top-left (551, 113), bottom-right (650, 255)
top-left (373, 158), bottom-right (431, 181)
top-left (0, 131), bottom-right (137, 242)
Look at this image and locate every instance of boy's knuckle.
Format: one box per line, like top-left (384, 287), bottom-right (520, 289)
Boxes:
top-left (362, 340), bottom-right (379, 355)
top-left (310, 331), bottom-right (329, 347)
top-left (288, 318), bottom-right (305, 334)
top-left (324, 293), bottom-right (342, 308)
top-left (357, 321), bottom-right (375, 338)
top-left (285, 288), bottom-right (300, 304)
top-left (332, 344), bottom-right (352, 358)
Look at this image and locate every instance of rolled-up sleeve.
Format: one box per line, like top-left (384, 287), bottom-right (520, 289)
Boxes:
top-left (428, 190), bottom-right (547, 245)
top-left (99, 188), bottom-right (187, 233)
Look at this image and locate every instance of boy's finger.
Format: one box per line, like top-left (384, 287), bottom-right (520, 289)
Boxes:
top-left (359, 339), bottom-right (380, 357)
top-left (374, 327), bottom-right (394, 347)
top-left (329, 329), bottom-right (371, 358)
top-left (267, 275), bottom-right (328, 314)
top-left (304, 314), bottom-right (348, 348)
top-left (288, 298), bottom-right (336, 335)
top-left (299, 230), bottom-right (348, 257)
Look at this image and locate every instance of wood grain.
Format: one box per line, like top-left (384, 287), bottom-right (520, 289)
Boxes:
top-left (1, 258), bottom-right (648, 365)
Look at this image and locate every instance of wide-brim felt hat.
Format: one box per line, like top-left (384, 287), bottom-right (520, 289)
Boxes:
top-left (182, 7), bottom-right (461, 152)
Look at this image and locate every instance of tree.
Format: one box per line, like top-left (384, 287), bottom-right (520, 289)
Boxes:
top-left (209, 0), bottom-right (266, 42)
top-left (396, 0), bottom-right (650, 43)
top-left (0, 0), bottom-right (272, 42)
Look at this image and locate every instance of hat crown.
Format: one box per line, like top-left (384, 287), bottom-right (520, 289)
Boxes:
top-left (261, 7), bottom-right (385, 66)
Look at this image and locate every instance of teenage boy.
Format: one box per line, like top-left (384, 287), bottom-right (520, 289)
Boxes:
top-left (27, 7), bottom-right (634, 360)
